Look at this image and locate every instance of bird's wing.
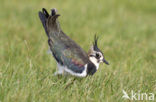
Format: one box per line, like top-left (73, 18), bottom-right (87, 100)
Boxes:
top-left (38, 8), bottom-right (90, 73)
top-left (48, 34), bottom-right (90, 73)
top-left (38, 8), bottom-right (49, 37)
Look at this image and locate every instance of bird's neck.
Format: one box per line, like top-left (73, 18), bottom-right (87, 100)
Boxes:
top-left (89, 57), bottom-right (100, 70)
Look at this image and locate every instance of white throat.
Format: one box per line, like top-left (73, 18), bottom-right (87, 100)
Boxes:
top-left (89, 57), bottom-right (100, 70)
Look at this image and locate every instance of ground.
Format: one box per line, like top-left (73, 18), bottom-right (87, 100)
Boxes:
top-left (0, 0), bottom-right (156, 102)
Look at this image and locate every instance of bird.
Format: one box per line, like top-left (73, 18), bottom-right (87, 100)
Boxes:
top-left (38, 8), bottom-right (109, 77)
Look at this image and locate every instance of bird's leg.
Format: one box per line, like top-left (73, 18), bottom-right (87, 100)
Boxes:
top-left (64, 78), bottom-right (76, 89)
top-left (53, 63), bottom-right (64, 76)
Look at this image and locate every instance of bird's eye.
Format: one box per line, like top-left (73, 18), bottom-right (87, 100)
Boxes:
top-left (96, 53), bottom-right (101, 59)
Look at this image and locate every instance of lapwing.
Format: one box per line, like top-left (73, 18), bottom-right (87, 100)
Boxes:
top-left (38, 8), bottom-right (109, 77)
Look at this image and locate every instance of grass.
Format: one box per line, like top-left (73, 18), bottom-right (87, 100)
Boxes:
top-left (0, 0), bottom-right (156, 102)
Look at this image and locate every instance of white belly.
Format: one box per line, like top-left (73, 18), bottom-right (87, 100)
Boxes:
top-left (56, 63), bottom-right (88, 77)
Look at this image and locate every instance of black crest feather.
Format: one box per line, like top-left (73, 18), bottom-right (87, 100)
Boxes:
top-left (93, 35), bottom-right (100, 51)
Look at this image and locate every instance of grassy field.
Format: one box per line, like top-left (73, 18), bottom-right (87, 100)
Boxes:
top-left (0, 0), bottom-right (156, 102)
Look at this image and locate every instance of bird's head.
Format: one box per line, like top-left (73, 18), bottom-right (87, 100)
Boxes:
top-left (88, 35), bottom-right (109, 68)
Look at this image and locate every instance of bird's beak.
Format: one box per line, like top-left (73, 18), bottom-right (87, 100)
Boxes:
top-left (103, 58), bottom-right (109, 65)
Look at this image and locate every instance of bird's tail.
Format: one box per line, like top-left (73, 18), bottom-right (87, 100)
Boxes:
top-left (38, 8), bottom-right (61, 38)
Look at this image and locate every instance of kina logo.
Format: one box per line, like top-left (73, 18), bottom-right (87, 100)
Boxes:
top-left (122, 90), bottom-right (154, 101)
